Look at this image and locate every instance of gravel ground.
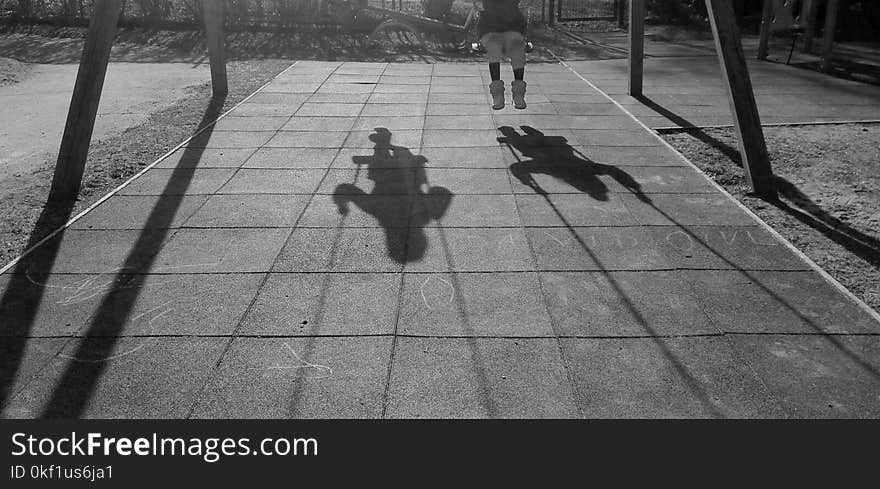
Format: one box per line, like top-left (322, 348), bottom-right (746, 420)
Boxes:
top-left (662, 124), bottom-right (880, 311)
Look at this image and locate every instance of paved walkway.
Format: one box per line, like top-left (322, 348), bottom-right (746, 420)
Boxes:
top-left (1, 61), bottom-right (879, 418)
top-left (570, 56), bottom-right (880, 129)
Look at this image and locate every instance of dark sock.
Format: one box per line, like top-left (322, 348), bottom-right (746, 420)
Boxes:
top-left (489, 63), bottom-right (501, 81)
top-left (513, 68), bottom-right (524, 81)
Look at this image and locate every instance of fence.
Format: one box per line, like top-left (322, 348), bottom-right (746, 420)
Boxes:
top-left (0, 0), bottom-right (334, 27)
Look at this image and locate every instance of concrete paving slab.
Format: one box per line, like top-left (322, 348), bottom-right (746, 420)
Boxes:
top-left (611, 166), bottom-right (718, 194)
top-left (683, 270), bottom-right (880, 334)
top-left (540, 271), bottom-right (717, 337)
top-left (241, 273), bottom-right (400, 336)
top-left (575, 146), bottom-right (689, 166)
top-left (561, 337), bottom-right (787, 418)
top-left (360, 103), bottom-right (426, 117)
top-left (183, 194), bottom-right (310, 228)
top-left (653, 226), bottom-right (812, 270)
top-left (373, 83), bottom-right (431, 93)
top-left (351, 116), bottom-right (425, 131)
top-left (5, 337), bottom-right (228, 418)
top-left (515, 193), bottom-right (637, 227)
top-left (242, 147), bottom-right (339, 169)
top-left (317, 83), bottom-right (376, 94)
top-left (345, 130), bottom-right (422, 149)
top-left (0, 338), bottom-right (70, 417)
top-left (422, 168), bottom-right (512, 194)
top-left (422, 129), bottom-right (501, 147)
top-left (228, 103), bottom-right (302, 117)
top-left (427, 103), bottom-right (493, 116)
top-left (272, 228), bottom-right (405, 272)
top-left (71, 195), bottom-right (209, 230)
top-left (218, 169), bottom-right (326, 194)
top-left (295, 103), bottom-right (364, 117)
top-left (117, 168), bottom-right (236, 195)
top-left (149, 228), bottom-right (291, 273)
top-left (405, 228), bottom-right (535, 272)
top-left (16, 229), bottom-right (165, 274)
top-left (368, 92), bottom-right (428, 104)
top-left (211, 116), bottom-right (290, 132)
top-left (192, 337), bottom-right (392, 419)
top-left (154, 148), bottom-right (256, 169)
top-left (385, 337), bottom-right (579, 418)
top-left (526, 227), bottom-right (672, 271)
top-left (241, 92), bottom-right (309, 106)
top-left (571, 129), bottom-right (664, 147)
top-left (0, 274), bottom-right (124, 337)
top-left (189, 130), bottom-right (275, 148)
top-left (319, 169), bottom-right (418, 195)
top-left (418, 194), bottom-right (520, 228)
top-left (266, 131), bottom-right (349, 148)
top-left (398, 272), bottom-right (553, 337)
top-left (281, 116), bottom-right (357, 131)
top-left (300, 193), bottom-right (408, 228)
top-left (307, 92), bottom-right (372, 104)
top-left (621, 194), bottom-right (758, 226)
top-left (64, 273), bottom-right (264, 336)
top-left (424, 115), bottom-right (494, 130)
top-left (418, 146), bottom-right (507, 168)
top-left (378, 75), bottom-right (431, 85)
top-left (728, 335), bottom-right (880, 418)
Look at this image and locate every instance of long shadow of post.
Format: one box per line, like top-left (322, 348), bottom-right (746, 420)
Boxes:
top-left (637, 95), bottom-right (880, 268)
top-left (501, 124), bottom-right (880, 414)
top-left (499, 125), bottom-right (725, 417)
top-left (0, 201), bottom-right (77, 410)
top-left (37, 97), bottom-right (226, 418)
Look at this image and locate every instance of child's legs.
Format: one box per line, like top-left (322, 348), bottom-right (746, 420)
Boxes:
top-left (502, 31), bottom-right (526, 71)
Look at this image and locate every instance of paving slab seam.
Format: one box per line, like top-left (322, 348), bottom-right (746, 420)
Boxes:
top-left (183, 62), bottom-right (391, 419)
top-left (0, 60), bottom-right (304, 277)
top-left (557, 58), bottom-right (880, 325)
top-left (381, 62), bottom-right (435, 419)
top-left (492, 82), bottom-right (591, 419)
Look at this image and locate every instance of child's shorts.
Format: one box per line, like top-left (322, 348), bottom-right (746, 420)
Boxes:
top-left (480, 31), bottom-right (526, 68)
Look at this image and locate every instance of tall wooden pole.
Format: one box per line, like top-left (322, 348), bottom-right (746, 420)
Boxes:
top-left (48, 0), bottom-right (123, 203)
top-left (548, 0), bottom-right (555, 26)
top-left (705, 0), bottom-right (776, 198)
top-left (756, 0), bottom-right (773, 60)
top-left (203, 0), bottom-right (228, 97)
top-left (628, 0), bottom-right (645, 96)
top-left (802, 0), bottom-right (819, 53)
top-left (820, 0), bottom-right (840, 73)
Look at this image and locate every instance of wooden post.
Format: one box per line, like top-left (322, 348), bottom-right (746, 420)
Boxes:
top-left (548, 0), bottom-right (555, 26)
top-left (705, 0), bottom-right (776, 198)
top-left (203, 0), bottom-right (228, 97)
top-left (802, 0), bottom-right (819, 53)
top-left (617, 0), bottom-right (627, 29)
top-left (757, 0), bottom-right (773, 60)
top-left (48, 0), bottom-right (123, 203)
top-left (820, 0), bottom-right (840, 73)
top-left (628, 0), bottom-right (645, 96)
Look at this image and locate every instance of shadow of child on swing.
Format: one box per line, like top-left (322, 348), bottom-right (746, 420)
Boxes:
top-left (333, 128), bottom-right (452, 263)
top-left (497, 125), bottom-right (651, 204)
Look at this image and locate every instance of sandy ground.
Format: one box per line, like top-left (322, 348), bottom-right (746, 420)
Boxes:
top-left (0, 57), bottom-right (209, 195)
top-left (663, 124), bottom-right (880, 310)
